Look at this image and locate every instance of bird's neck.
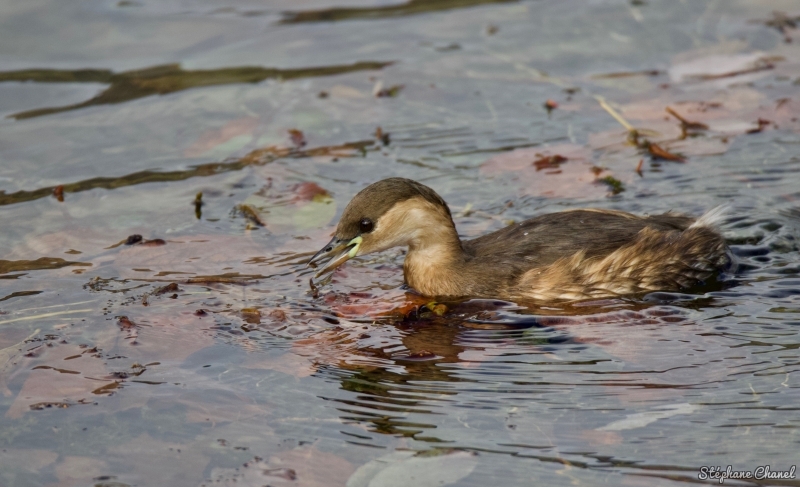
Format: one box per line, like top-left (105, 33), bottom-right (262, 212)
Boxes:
top-left (402, 215), bottom-right (467, 297)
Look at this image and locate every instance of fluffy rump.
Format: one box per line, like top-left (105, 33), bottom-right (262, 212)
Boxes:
top-left (689, 205), bottom-right (731, 231)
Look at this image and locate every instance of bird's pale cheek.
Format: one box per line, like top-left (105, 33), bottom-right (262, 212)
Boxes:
top-left (354, 237), bottom-right (382, 256)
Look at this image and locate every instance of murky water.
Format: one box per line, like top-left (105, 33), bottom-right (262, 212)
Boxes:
top-left (2, 1), bottom-right (800, 486)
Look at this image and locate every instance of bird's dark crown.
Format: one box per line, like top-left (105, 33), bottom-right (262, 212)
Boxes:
top-left (335, 177), bottom-right (451, 239)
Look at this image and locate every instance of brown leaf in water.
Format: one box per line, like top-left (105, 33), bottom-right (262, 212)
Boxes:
top-left (184, 274), bottom-right (259, 285)
top-left (309, 278), bottom-right (319, 299)
top-left (647, 142), bottom-right (685, 162)
top-left (118, 316), bottom-right (137, 329)
top-left (103, 234), bottom-right (143, 249)
top-left (595, 76), bottom-right (800, 155)
top-left (153, 282), bottom-right (180, 295)
top-left (126, 234), bottom-right (143, 245)
top-left (293, 182), bottom-right (331, 202)
top-left (153, 282), bottom-right (182, 296)
top-left (52, 185), bottom-right (64, 202)
top-left (532, 154), bottom-right (568, 171)
top-left (480, 145), bottom-right (607, 199)
top-left (665, 106), bottom-right (709, 131)
top-left (289, 128), bottom-right (307, 148)
top-left (603, 86), bottom-right (778, 146)
top-left (140, 238), bottom-right (166, 247)
top-left (91, 381), bottom-right (121, 395)
top-left (746, 117), bottom-right (772, 134)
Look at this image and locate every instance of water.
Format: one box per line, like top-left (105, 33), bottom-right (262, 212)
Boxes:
top-left (1, 1), bottom-right (800, 485)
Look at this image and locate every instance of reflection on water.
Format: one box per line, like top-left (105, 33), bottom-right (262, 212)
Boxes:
top-left (1, 61), bottom-right (390, 119)
top-left (242, 297), bottom-right (698, 440)
top-left (280, 0), bottom-right (519, 24)
top-left (0, 257), bottom-right (91, 275)
top-left (0, 138), bottom-right (374, 206)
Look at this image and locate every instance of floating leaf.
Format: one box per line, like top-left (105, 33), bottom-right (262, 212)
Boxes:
top-left (288, 129), bottom-right (307, 148)
top-left (52, 185), bottom-right (64, 202)
top-left (293, 182), bottom-right (331, 203)
top-left (532, 154), bottom-right (567, 171)
top-left (647, 142), bottom-right (685, 162)
top-left (153, 283), bottom-right (180, 296)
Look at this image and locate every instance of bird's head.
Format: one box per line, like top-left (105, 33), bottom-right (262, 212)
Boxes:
top-left (307, 177), bottom-right (453, 277)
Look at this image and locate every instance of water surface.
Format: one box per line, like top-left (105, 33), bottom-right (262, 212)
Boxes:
top-left (1, 1), bottom-right (800, 486)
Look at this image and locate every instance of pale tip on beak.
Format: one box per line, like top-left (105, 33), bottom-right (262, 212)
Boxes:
top-left (307, 236), bottom-right (361, 278)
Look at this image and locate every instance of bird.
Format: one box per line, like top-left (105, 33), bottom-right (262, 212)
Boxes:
top-left (307, 177), bottom-right (730, 301)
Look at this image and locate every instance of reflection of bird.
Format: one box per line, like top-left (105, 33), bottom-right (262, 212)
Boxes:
top-left (308, 178), bottom-right (730, 301)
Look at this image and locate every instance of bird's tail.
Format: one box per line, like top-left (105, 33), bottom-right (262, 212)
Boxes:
top-left (689, 205), bottom-right (731, 230)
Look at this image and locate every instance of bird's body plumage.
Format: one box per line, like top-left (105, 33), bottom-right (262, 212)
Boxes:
top-left (308, 178), bottom-right (730, 301)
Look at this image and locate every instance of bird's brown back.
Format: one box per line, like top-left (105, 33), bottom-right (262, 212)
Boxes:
top-left (459, 210), bottom-right (695, 290)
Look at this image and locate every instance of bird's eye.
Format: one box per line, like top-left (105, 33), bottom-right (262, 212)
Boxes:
top-left (359, 218), bottom-right (374, 233)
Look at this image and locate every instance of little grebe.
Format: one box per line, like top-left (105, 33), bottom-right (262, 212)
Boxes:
top-left (308, 178), bottom-right (730, 301)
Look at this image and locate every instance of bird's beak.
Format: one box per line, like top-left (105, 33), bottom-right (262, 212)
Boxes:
top-left (307, 236), bottom-right (362, 277)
